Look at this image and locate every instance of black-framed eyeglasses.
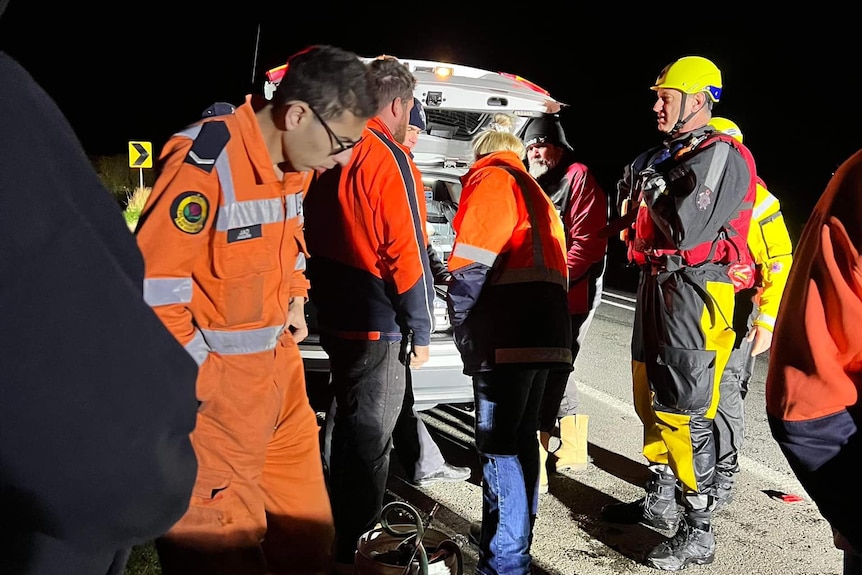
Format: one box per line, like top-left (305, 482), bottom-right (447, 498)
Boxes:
top-left (308, 105), bottom-right (362, 155)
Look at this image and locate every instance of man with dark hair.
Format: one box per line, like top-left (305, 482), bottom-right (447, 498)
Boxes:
top-left (0, 0), bottom-right (199, 571)
top-left (522, 113), bottom-right (609, 493)
top-left (304, 56), bottom-right (435, 572)
top-left (135, 44), bottom-right (378, 575)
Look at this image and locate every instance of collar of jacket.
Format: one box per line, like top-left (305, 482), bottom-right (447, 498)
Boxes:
top-left (366, 115), bottom-right (412, 156)
top-left (463, 150), bottom-right (528, 182)
top-left (662, 124), bottom-right (713, 152)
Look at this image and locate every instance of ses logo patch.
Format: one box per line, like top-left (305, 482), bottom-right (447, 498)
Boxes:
top-left (171, 191), bottom-right (209, 234)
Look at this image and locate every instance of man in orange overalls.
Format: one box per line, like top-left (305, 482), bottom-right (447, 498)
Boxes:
top-left (135, 45), bottom-right (378, 575)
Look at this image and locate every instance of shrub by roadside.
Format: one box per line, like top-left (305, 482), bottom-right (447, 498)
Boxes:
top-left (124, 186), bottom-right (152, 231)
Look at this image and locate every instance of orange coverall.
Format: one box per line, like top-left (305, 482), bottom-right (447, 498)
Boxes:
top-left (135, 96), bottom-right (332, 574)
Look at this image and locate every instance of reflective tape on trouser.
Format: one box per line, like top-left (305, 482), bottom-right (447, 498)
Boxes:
top-left (181, 326), bottom-right (284, 368)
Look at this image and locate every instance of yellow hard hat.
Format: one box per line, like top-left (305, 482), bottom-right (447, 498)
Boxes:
top-left (651, 56), bottom-right (723, 102)
top-left (707, 116), bottom-right (743, 143)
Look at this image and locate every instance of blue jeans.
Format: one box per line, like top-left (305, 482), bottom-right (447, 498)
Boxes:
top-left (321, 335), bottom-right (407, 564)
top-left (473, 368), bottom-right (548, 575)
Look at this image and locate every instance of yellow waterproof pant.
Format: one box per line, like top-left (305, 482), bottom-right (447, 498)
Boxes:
top-left (630, 265), bottom-right (737, 493)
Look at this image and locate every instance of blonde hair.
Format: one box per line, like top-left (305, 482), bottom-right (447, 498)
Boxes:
top-left (487, 113), bottom-right (517, 133)
top-left (472, 116), bottom-right (525, 160)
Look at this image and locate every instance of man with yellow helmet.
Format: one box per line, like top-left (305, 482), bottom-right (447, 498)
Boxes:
top-left (602, 55), bottom-right (758, 571)
top-left (704, 117), bottom-right (794, 512)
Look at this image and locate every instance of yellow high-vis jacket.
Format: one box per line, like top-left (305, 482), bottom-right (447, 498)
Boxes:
top-left (748, 178), bottom-right (794, 331)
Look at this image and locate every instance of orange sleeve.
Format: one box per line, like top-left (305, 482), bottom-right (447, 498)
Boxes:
top-left (368, 157), bottom-right (429, 295)
top-left (448, 169), bottom-right (518, 272)
top-left (135, 136), bottom-right (219, 347)
top-left (766, 149), bottom-right (862, 422)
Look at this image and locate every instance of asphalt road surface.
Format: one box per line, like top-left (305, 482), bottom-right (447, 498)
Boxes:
top-left (379, 288), bottom-right (844, 575)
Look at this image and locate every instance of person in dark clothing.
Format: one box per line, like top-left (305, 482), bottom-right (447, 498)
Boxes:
top-left (392, 97), bottom-right (471, 486)
top-left (0, 4), bottom-right (199, 573)
top-left (522, 113), bottom-right (609, 493)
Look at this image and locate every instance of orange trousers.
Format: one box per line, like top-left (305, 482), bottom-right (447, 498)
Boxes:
top-left (157, 335), bottom-right (333, 575)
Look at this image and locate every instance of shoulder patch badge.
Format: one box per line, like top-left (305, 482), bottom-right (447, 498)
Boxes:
top-left (170, 191), bottom-right (209, 234)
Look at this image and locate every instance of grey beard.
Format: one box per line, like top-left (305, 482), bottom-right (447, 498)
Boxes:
top-left (528, 162), bottom-right (550, 179)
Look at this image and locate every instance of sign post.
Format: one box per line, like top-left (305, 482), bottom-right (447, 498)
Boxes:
top-left (128, 141), bottom-right (153, 189)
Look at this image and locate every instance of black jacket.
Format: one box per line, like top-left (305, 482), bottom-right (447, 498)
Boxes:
top-left (0, 52), bottom-right (198, 575)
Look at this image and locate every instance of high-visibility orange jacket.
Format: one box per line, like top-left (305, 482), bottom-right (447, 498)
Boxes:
top-left (766, 147), bottom-right (862, 552)
top-left (137, 96), bottom-right (310, 362)
top-left (304, 116), bottom-right (434, 346)
top-left (447, 151), bottom-right (572, 374)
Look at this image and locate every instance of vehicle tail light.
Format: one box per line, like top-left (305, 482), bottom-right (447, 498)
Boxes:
top-left (498, 72), bottom-right (550, 97)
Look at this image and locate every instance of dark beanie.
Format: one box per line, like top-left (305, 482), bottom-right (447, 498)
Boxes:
top-left (522, 114), bottom-right (571, 150)
top-left (410, 97), bottom-right (427, 131)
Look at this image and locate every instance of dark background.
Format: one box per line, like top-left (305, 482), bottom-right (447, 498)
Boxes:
top-left (2, 4), bottom-right (859, 264)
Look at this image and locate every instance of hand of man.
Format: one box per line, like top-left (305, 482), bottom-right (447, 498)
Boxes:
top-left (410, 344), bottom-right (430, 369)
top-left (747, 324), bottom-right (773, 357)
top-left (287, 297), bottom-right (308, 343)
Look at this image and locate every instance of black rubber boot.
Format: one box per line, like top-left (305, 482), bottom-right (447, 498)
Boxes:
top-left (647, 511), bottom-right (716, 571)
top-left (601, 469), bottom-right (682, 531)
top-left (711, 473), bottom-right (734, 512)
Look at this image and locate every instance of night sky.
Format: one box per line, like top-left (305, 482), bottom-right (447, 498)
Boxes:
top-left (2, 4), bottom-right (859, 246)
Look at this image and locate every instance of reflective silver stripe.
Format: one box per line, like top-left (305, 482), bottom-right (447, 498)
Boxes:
top-left (188, 150), bottom-right (215, 166)
top-left (295, 252), bottom-right (306, 271)
top-left (452, 243), bottom-right (498, 267)
top-left (703, 141), bottom-right (729, 191)
top-left (176, 125), bottom-right (202, 141)
top-left (753, 192), bottom-right (778, 222)
top-left (495, 347), bottom-right (572, 364)
top-left (286, 191), bottom-right (303, 221)
top-left (213, 147), bottom-right (236, 204)
top-left (144, 278), bottom-right (193, 306)
top-left (200, 325), bottom-right (283, 355)
top-left (216, 197), bottom-right (284, 231)
top-left (185, 329), bottom-right (211, 367)
top-left (755, 312), bottom-right (776, 329)
top-left (492, 267), bottom-right (567, 289)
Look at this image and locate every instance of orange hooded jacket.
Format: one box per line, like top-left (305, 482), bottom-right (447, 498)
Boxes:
top-left (447, 150), bottom-right (572, 374)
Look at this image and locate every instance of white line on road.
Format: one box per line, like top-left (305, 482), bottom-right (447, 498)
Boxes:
top-left (600, 298), bottom-right (635, 311)
top-left (603, 291), bottom-right (637, 303)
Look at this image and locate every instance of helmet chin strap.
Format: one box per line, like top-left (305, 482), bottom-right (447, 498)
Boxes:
top-left (668, 93), bottom-right (699, 137)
